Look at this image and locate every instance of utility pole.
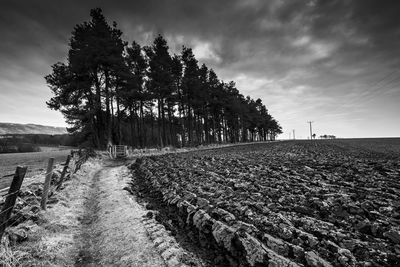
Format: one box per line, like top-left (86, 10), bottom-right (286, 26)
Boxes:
top-left (307, 121), bottom-right (314, 140)
top-left (293, 129), bottom-right (295, 140)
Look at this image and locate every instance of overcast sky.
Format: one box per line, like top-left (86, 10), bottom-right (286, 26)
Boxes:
top-left (1, 0), bottom-right (399, 138)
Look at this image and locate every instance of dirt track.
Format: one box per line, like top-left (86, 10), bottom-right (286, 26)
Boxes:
top-left (73, 159), bottom-right (204, 267)
top-left (74, 160), bottom-right (166, 266)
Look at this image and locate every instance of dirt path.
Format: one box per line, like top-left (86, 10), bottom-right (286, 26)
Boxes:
top-left (74, 160), bottom-right (166, 266)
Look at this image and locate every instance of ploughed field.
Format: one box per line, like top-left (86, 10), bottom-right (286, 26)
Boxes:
top-left (137, 139), bottom-right (400, 266)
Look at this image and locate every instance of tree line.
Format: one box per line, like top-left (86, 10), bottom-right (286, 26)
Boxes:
top-left (0, 134), bottom-right (77, 153)
top-left (46, 8), bottom-right (282, 149)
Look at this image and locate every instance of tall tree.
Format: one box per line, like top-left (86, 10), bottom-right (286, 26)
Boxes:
top-left (120, 41), bottom-right (148, 147)
top-left (144, 35), bottom-right (174, 147)
top-left (46, 8), bottom-right (125, 148)
top-left (181, 46), bottom-right (200, 145)
top-left (47, 10), bottom-right (282, 148)
top-left (171, 54), bottom-right (184, 146)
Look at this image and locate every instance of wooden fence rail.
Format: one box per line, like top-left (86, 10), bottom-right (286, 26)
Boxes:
top-left (0, 149), bottom-right (91, 240)
top-left (0, 166), bottom-right (27, 240)
top-left (109, 145), bottom-right (128, 159)
top-left (57, 155), bottom-right (71, 190)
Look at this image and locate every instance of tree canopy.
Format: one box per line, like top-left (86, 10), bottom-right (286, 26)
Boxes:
top-left (46, 8), bottom-right (282, 148)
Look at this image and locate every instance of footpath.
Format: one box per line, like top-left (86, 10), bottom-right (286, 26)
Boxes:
top-left (1, 158), bottom-right (203, 267)
top-left (74, 160), bottom-right (166, 266)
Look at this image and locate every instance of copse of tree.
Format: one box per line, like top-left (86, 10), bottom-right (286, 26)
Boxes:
top-left (46, 8), bottom-right (282, 149)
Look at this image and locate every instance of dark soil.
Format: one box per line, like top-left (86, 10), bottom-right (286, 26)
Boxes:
top-left (130, 139), bottom-right (400, 266)
top-left (130, 171), bottom-right (229, 267)
top-left (75, 169), bottom-right (101, 266)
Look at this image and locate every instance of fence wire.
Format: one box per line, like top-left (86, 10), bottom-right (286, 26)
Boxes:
top-left (0, 205), bottom-right (33, 229)
top-left (0, 190), bottom-right (20, 199)
top-left (1, 163), bottom-right (61, 194)
top-left (0, 191), bottom-right (38, 230)
top-left (0, 149), bottom-right (90, 238)
top-left (0, 206), bottom-right (14, 217)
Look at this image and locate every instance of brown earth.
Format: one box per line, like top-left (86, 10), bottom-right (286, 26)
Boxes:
top-left (74, 161), bottom-right (167, 266)
top-left (129, 139), bottom-right (400, 267)
top-left (3, 139), bottom-right (400, 267)
top-left (1, 156), bottom-right (206, 266)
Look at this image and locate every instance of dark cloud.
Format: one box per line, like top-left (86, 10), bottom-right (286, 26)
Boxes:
top-left (0, 0), bottom-right (399, 136)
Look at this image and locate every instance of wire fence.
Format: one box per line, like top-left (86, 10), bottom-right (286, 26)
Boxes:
top-left (0, 149), bottom-right (93, 240)
top-left (0, 150), bottom-right (71, 173)
top-left (0, 166), bottom-right (49, 196)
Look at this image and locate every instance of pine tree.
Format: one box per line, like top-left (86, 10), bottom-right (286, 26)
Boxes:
top-left (144, 35), bottom-right (174, 147)
top-left (119, 41), bottom-right (148, 147)
top-left (46, 8), bottom-right (125, 148)
top-left (181, 46), bottom-right (201, 145)
top-left (47, 10), bottom-right (282, 148)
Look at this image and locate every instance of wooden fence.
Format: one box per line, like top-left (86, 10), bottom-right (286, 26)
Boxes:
top-left (0, 149), bottom-right (91, 240)
top-left (108, 145), bottom-right (128, 159)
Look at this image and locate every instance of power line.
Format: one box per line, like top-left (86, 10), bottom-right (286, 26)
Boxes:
top-left (356, 70), bottom-right (400, 101)
top-left (361, 73), bottom-right (400, 103)
top-left (324, 69), bottom-right (400, 118)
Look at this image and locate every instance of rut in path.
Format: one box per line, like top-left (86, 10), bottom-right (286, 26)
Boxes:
top-left (75, 168), bottom-right (101, 266)
top-left (74, 162), bottom-right (166, 266)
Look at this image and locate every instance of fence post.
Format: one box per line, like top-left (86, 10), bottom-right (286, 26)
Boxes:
top-left (70, 151), bottom-right (76, 174)
top-left (0, 166), bottom-right (27, 240)
top-left (57, 155), bottom-right (71, 190)
top-left (74, 154), bottom-right (81, 174)
top-left (40, 158), bottom-right (54, 210)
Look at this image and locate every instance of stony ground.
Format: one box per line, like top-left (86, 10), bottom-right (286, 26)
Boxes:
top-left (133, 139), bottom-right (400, 266)
top-left (0, 157), bottom-right (103, 266)
top-left (74, 161), bottom-right (168, 266)
top-left (2, 139), bottom-right (400, 267)
top-left (1, 156), bottom-right (205, 267)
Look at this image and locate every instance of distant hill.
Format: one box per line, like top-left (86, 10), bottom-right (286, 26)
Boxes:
top-left (0, 123), bottom-right (67, 135)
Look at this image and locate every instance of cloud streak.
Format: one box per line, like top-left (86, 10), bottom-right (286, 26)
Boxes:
top-left (0, 0), bottom-right (399, 136)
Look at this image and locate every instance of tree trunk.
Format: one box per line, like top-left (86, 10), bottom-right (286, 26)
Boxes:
top-left (157, 99), bottom-right (164, 148)
top-left (94, 75), bottom-right (105, 149)
top-left (188, 105), bottom-right (192, 145)
top-left (135, 108), bottom-right (140, 147)
top-left (105, 70), bottom-right (112, 145)
top-left (130, 108), bottom-right (135, 147)
top-left (212, 115), bottom-right (216, 143)
top-left (116, 96), bottom-right (122, 145)
top-left (178, 103), bottom-right (185, 147)
top-left (217, 115), bottom-right (222, 143)
top-left (161, 99), bottom-right (167, 146)
top-left (167, 103), bottom-right (174, 146)
top-left (139, 100), bottom-right (144, 148)
top-left (204, 108), bottom-right (209, 144)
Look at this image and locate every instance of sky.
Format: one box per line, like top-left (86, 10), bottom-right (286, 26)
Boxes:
top-left (0, 0), bottom-right (399, 138)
